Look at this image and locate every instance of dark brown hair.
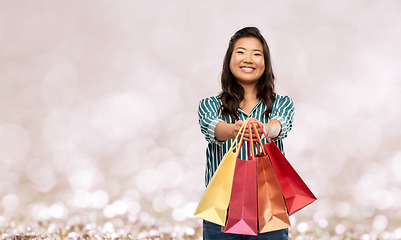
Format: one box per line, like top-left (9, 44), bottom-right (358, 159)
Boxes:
top-left (219, 27), bottom-right (276, 122)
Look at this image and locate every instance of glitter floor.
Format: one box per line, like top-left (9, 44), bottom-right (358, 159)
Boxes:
top-left (1, 214), bottom-right (401, 240)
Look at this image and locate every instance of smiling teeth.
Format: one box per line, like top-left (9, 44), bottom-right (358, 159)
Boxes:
top-left (242, 67), bottom-right (253, 71)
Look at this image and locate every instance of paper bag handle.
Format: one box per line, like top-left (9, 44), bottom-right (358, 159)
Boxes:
top-left (251, 122), bottom-right (273, 144)
top-left (229, 121), bottom-right (248, 158)
top-left (248, 122), bottom-right (267, 160)
top-left (250, 122), bottom-right (266, 155)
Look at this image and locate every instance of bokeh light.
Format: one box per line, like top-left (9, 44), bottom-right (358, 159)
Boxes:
top-left (1, 0), bottom-right (401, 239)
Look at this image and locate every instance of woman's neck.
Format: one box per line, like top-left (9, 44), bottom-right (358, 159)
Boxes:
top-left (239, 83), bottom-right (258, 115)
top-left (242, 84), bottom-right (258, 100)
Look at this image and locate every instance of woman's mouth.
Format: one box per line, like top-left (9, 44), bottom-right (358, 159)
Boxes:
top-left (241, 67), bottom-right (255, 72)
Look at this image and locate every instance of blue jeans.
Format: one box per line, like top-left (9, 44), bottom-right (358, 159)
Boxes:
top-left (203, 221), bottom-right (288, 240)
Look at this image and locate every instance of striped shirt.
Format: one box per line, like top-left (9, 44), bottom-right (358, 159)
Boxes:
top-left (198, 94), bottom-right (295, 186)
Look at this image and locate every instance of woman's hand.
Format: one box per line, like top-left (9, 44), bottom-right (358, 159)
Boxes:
top-left (234, 120), bottom-right (246, 140)
top-left (234, 118), bottom-right (263, 142)
top-left (246, 118), bottom-right (265, 141)
top-left (248, 118), bottom-right (282, 139)
top-left (217, 118), bottom-right (281, 142)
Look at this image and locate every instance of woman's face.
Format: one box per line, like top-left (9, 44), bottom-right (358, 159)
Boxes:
top-left (229, 37), bottom-right (265, 86)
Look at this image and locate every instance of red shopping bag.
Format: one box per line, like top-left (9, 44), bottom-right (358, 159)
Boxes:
top-left (224, 123), bottom-right (258, 236)
top-left (254, 122), bottom-right (317, 215)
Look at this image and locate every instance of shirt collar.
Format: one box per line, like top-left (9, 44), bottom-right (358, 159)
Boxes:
top-left (238, 100), bottom-right (262, 117)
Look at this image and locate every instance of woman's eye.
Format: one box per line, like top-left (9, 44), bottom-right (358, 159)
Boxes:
top-left (236, 51), bottom-right (244, 54)
top-left (254, 53), bottom-right (262, 56)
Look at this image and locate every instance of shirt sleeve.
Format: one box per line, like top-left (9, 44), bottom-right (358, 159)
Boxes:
top-left (270, 95), bottom-right (295, 140)
top-left (198, 97), bottom-right (225, 145)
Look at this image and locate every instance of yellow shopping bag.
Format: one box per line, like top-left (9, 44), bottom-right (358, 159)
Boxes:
top-left (194, 122), bottom-right (247, 226)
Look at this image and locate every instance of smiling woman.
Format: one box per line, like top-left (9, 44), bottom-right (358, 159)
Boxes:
top-left (197, 27), bottom-right (295, 240)
top-left (230, 37), bottom-right (266, 116)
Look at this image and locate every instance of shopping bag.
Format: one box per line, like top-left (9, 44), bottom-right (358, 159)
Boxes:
top-left (224, 122), bottom-right (258, 235)
top-left (224, 158), bottom-right (258, 235)
top-left (249, 123), bottom-right (291, 233)
top-left (256, 154), bottom-right (291, 232)
top-left (194, 122), bottom-right (247, 226)
top-left (254, 122), bottom-right (317, 215)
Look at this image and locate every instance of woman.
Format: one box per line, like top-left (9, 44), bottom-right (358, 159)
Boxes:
top-left (198, 27), bottom-right (295, 239)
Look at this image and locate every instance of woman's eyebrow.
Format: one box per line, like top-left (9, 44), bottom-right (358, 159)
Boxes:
top-left (234, 47), bottom-right (263, 52)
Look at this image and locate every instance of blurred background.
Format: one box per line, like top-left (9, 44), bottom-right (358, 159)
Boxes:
top-left (1, 0), bottom-right (401, 239)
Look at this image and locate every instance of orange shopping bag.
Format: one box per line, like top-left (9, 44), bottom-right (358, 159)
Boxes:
top-left (250, 123), bottom-right (291, 233)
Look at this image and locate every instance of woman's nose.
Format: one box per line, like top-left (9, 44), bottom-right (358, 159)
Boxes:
top-left (243, 57), bottom-right (253, 63)
top-left (243, 53), bottom-right (253, 63)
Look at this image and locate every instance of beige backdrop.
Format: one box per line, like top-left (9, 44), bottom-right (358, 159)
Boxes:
top-left (1, 0), bottom-right (401, 239)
